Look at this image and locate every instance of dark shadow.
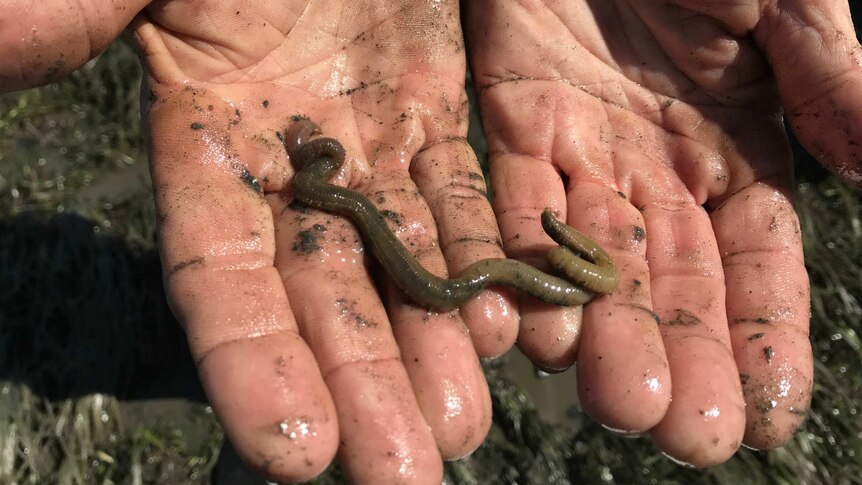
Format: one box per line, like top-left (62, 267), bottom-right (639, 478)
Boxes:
top-left (0, 211), bottom-right (204, 402)
top-left (791, 124), bottom-right (832, 183)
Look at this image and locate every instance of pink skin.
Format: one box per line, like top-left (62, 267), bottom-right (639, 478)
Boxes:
top-left (2, 0), bottom-right (860, 479)
top-left (135, 4), bottom-right (495, 480)
top-left (464, 0), bottom-right (860, 466)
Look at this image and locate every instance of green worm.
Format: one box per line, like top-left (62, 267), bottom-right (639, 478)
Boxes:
top-left (285, 117), bottom-right (619, 312)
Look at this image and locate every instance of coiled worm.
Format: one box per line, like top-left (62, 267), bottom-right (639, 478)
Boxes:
top-left (285, 117), bottom-right (619, 311)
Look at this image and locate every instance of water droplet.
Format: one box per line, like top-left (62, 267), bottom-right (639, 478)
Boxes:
top-left (278, 418), bottom-right (314, 440)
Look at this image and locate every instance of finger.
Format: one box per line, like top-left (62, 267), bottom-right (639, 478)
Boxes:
top-left (346, 76), bottom-right (492, 459)
top-left (272, 206), bottom-right (444, 483)
top-left (410, 135), bottom-right (520, 359)
top-left (271, 124), bottom-right (444, 481)
top-left (564, 183), bottom-right (674, 433)
top-left (363, 163), bottom-right (492, 460)
top-left (712, 179), bottom-right (813, 450)
top-left (641, 201), bottom-right (745, 467)
top-left (0, 0), bottom-right (149, 91)
top-left (148, 87), bottom-right (338, 482)
top-left (484, 90), bottom-right (673, 430)
top-left (756, 0), bottom-right (862, 187)
top-left (490, 154), bottom-right (584, 370)
top-left (466, 0), bottom-right (586, 368)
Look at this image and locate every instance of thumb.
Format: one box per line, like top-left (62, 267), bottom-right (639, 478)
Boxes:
top-left (0, 0), bottom-right (149, 93)
top-left (756, 1), bottom-right (862, 187)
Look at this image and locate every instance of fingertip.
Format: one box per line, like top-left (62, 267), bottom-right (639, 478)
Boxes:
top-left (652, 433), bottom-right (742, 469)
top-left (649, 338), bottom-right (746, 468)
top-left (459, 286), bottom-right (520, 359)
top-left (577, 306), bottom-right (672, 432)
top-left (743, 391), bottom-right (811, 451)
top-left (516, 299), bottom-right (582, 372)
top-left (197, 332), bottom-right (339, 483)
top-left (578, 367), bottom-right (671, 434)
top-left (430, 371), bottom-right (492, 460)
top-left (337, 447), bottom-right (444, 485)
top-left (411, 357), bottom-right (492, 461)
top-left (389, 306), bottom-right (493, 461)
top-left (326, 360), bottom-right (444, 485)
top-left (435, 395), bottom-right (492, 461)
top-left (742, 413), bottom-right (806, 451)
top-left (733, 327), bottom-right (813, 450)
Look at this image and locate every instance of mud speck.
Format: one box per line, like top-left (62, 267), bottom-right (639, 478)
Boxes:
top-left (240, 168), bottom-right (261, 192)
top-left (380, 210), bottom-right (402, 226)
top-left (335, 298), bottom-right (378, 328)
top-left (170, 256), bottom-right (205, 275)
top-left (293, 230), bottom-right (320, 254)
top-left (733, 317), bottom-right (770, 325)
top-left (663, 308), bottom-right (700, 326)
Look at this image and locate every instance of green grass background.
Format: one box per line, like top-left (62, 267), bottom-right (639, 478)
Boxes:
top-left (1, 25), bottom-right (860, 485)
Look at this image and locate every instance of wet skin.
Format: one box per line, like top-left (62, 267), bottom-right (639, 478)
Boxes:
top-left (4, 0), bottom-right (862, 481)
top-left (285, 117), bottom-right (620, 311)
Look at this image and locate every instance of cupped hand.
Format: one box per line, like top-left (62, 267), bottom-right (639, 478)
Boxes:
top-left (3, 0), bottom-right (509, 483)
top-left (466, 0), bottom-right (862, 467)
top-left (134, 1), bottom-right (505, 482)
top-left (6, 0), bottom-right (862, 479)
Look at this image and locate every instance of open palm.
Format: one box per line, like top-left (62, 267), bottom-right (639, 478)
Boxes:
top-left (3, 0), bottom-right (861, 482)
top-left (136, 1), bottom-right (505, 482)
top-left (467, 0), bottom-right (862, 466)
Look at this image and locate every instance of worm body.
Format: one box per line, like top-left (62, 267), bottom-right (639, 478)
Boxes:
top-left (286, 118), bottom-right (619, 311)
